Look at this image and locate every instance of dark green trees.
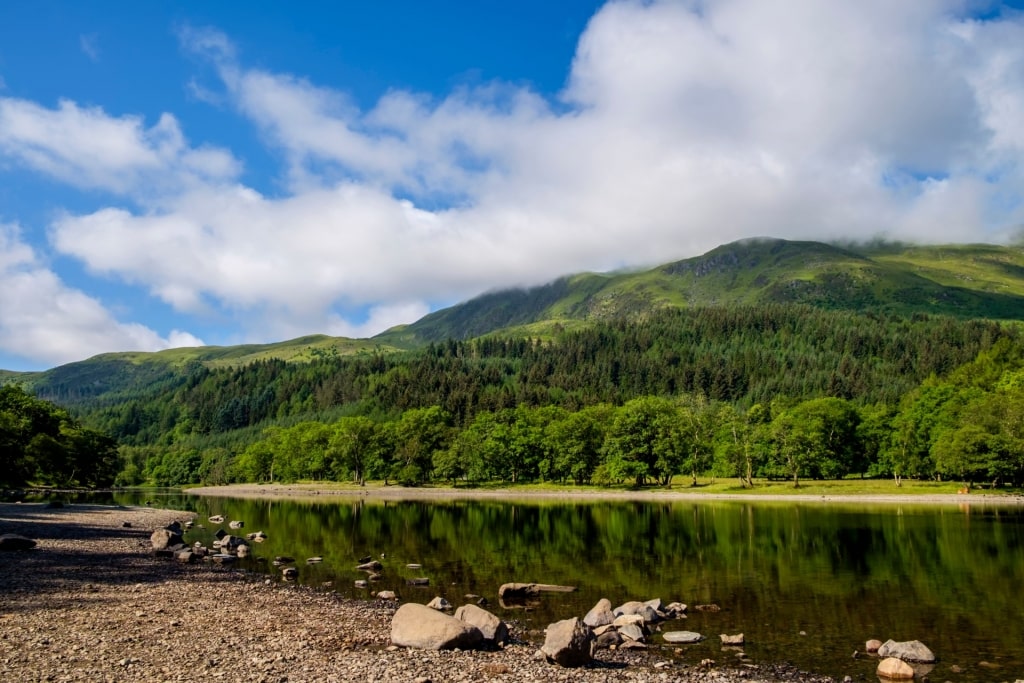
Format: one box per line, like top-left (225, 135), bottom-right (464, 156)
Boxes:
top-left (0, 384), bottom-right (119, 487)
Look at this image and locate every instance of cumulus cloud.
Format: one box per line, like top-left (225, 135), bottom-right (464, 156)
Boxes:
top-left (0, 97), bottom-right (240, 196)
top-left (0, 223), bottom-right (203, 367)
top-left (15, 1), bottom-right (1024, 362)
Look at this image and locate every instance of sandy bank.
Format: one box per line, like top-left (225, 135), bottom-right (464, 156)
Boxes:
top-left (187, 483), bottom-right (1024, 506)
top-left (0, 502), bottom-right (837, 682)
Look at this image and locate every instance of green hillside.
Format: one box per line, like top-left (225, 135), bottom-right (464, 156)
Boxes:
top-left (377, 238), bottom-right (1024, 345)
top-left (6, 238), bottom-right (1024, 408)
top-left (12, 335), bottom-right (399, 407)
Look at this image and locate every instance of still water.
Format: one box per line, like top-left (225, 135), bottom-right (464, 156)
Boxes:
top-left (66, 491), bottom-right (1024, 681)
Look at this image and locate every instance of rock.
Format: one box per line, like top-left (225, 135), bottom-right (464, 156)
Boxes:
top-left (644, 598), bottom-right (664, 612)
top-left (149, 528), bottom-right (182, 551)
top-left (306, 556), bottom-right (322, 564)
top-left (208, 515), bottom-right (224, 524)
top-left (694, 603), bottom-right (721, 612)
top-left (272, 556), bottom-right (294, 565)
top-left (281, 567), bottom-right (298, 580)
top-left (175, 550), bottom-right (195, 564)
top-left (583, 598), bottom-right (615, 628)
top-left (220, 535), bottom-right (247, 551)
top-left (663, 631), bottom-right (704, 644)
top-left (620, 639), bottom-right (648, 650)
top-left (121, 521), bottom-right (132, 528)
top-left (236, 544), bottom-right (250, 558)
top-left (638, 604), bottom-right (661, 623)
top-left (618, 623), bottom-right (645, 642)
top-left (613, 600), bottom-right (645, 617)
top-left (246, 531), bottom-right (267, 542)
top-left (406, 578), bottom-right (430, 586)
top-left (0, 533), bottom-right (37, 551)
top-left (454, 604), bottom-right (509, 645)
top-left (407, 563), bottom-right (422, 569)
top-left (877, 639), bottom-right (936, 663)
top-left (356, 560), bottom-right (382, 571)
top-left (866, 639), bottom-right (883, 653)
top-left (664, 602), bottom-right (688, 617)
top-left (877, 657), bottom-right (915, 680)
top-left (214, 528), bottom-right (227, 540)
top-left (357, 555), bottom-right (372, 563)
top-left (354, 580), bottom-right (368, 588)
top-left (209, 553), bottom-right (235, 565)
top-left (426, 597), bottom-right (451, 611)
top-left (376, 590), bottom-right (397, 600)
top-left (594, 629), bottom-right (622, 650)
top-left (228, 520), bottom-right (244, 529)
top-left (612, 614), bottom-right (645, 629)
top-left (540, 617), bottom-right (593, 667)
top-left (498, 582), bottom-right (576, 598)
top-left (720, 633), bottom-right (744, 645)
top-left (390, 603), bottom-right (484, 650)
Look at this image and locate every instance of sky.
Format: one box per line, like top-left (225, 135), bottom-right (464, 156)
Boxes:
top-left (3, 1), bottom-right (1024, 371)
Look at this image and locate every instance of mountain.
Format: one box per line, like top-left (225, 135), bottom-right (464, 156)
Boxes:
top-left (5, 238), bottom-right (1024, 405)
top-left (378, 238), bottom-right (1024, 344)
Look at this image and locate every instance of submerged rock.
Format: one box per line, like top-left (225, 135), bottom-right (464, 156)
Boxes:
top-left (877, 657), bottom-right (915, 680)
top-left (426, 597), bottom-right (451, 611)
top-left (663, 631), bottom-right (703, 644)
top-left (877, 639), bottom-right (936, 663)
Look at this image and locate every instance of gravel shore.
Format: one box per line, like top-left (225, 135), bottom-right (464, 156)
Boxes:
top-left (0, 502), bottom-right (839, 683)
top-left (188, 482), bottom-right (1024, 506)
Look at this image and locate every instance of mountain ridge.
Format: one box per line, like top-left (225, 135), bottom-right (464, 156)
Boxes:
top-left (5, 237), bottom-right (1024, 403)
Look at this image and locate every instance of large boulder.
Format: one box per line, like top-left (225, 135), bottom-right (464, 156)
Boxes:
top-left (541, 617), bottom-right (593, 667)
top-left (391, 603), bottom-right (484, 650)
top-left (877, 657), bottom-right (915, 680)
top-left (454, 604), bottom-right (509, 645)
top-left (877, 639), bottom-right (936, 663)
top-left (149, 527), bottom-right (183, 551)
top-left (0, 534), bottom-right (36, 551)
top-left (583, 598), bottom-right (615, 628)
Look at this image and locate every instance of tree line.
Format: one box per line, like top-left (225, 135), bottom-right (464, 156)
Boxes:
top-left (116, 336), bottom-right (1024, 489)
top-left (0, 384), bottom-right (119, 488)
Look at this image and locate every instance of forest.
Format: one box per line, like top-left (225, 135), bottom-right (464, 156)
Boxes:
top-left (0, 384), bottom-right (120, 488)
top-left (65, 305), bottom-right (1022, 490)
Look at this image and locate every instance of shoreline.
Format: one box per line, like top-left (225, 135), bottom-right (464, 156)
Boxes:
top-left (0, 502), bottom-right (836, 682)
top-left (186, 482), bottom-right (1024, 505)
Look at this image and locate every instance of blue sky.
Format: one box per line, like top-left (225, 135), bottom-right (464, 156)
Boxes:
top-left (2, 1), bottom-right (1024, 371)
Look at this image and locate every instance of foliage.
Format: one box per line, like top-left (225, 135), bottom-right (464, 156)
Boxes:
top-left (0, 384), bottom-right (119, 487)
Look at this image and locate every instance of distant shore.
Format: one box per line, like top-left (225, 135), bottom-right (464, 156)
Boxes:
top-left (187, 482), bottom-right (1024, 505)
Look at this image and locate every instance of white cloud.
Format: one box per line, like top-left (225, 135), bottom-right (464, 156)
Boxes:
top-left (0, 223), bottom-right (203, 366)
top-left (0, 97), bottom-right (240, 196)
top-left (20, 2), bottom-right (1024, 357)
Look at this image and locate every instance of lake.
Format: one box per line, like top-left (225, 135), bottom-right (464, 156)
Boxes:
top-left (55, 490), bottom-right (1024, 681)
